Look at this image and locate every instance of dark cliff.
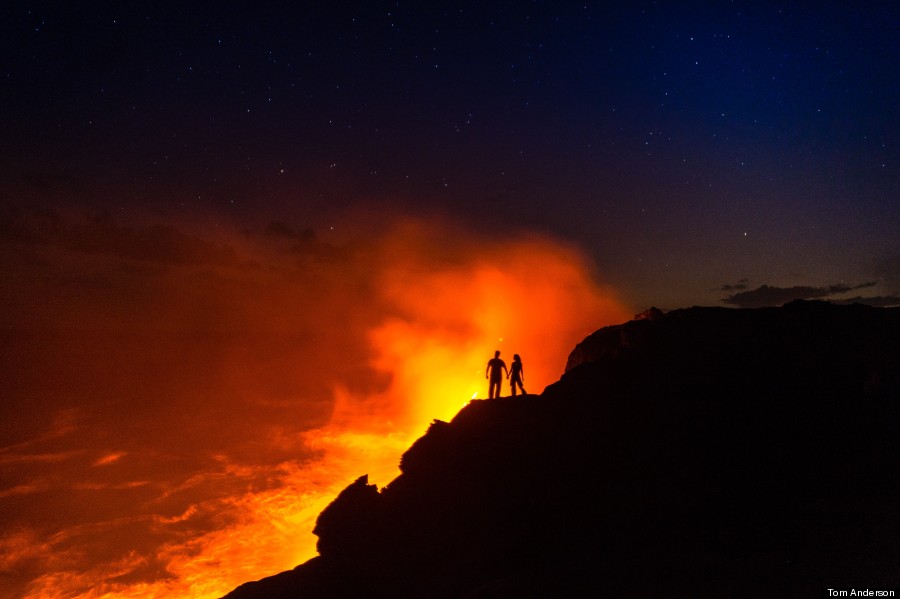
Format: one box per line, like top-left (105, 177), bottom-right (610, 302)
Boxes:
top-left (225, 301), bottom-right (900, 598)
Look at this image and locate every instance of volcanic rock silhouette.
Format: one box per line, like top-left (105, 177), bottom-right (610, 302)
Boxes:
top-left (224, 301), bottom-right (900, 598)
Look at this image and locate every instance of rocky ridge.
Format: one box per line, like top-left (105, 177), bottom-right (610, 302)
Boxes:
top-left (225, 301), bottom-right (900, 598)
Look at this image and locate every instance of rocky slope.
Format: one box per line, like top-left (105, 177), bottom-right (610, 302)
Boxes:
top-left (225, 301), bottom-right (900, 598)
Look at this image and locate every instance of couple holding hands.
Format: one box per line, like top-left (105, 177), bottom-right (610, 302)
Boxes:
top-left (485, 351), bottom-right (526, 399)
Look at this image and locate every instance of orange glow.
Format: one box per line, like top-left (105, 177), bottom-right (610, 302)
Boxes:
top-left (93, 453), bottom-right (127, 467)
top-left (0, 211), bottom-right (630, 599)
top-left (366, 223), bottom-right (628, 429)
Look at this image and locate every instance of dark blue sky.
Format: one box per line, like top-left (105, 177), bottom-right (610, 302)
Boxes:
top-left (2, 1), bottom-right (898, 308)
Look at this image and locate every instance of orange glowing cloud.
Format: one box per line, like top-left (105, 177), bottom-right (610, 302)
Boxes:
top-left (0, 207), bottom-right (631, 599)
top-left (354, 218), bottom-right (630, 430)
top-left (93, 453), bottom-right (127, 467)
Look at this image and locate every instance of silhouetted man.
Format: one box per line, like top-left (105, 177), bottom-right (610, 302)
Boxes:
top-left (485, 350), bottom-right (508, 399)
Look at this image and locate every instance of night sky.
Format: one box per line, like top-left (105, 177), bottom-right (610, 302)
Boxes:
top-left (1, 2), bottom-right (899, 597)
top-left (4, 1), bottom-right (897, 308)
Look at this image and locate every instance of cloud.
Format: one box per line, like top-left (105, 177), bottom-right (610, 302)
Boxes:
top-left (1, 206), bottom-right (631, 598)
top-left (720, 281), bottom-right (885, 308)
top-left (0, 206), bottom-right (238, 265)
top-left (0, 483), bottom-right (47, 499)
top-left (0, 450), bottom-right (84, 467)
top-left (93, 452), bottom-right (127, 467)
top-left (265, 220), bottom-right (316, 242)
top-left (715, 278), bottom-right (749, 292)
top-left (832, 295), bottom-right (900, 308)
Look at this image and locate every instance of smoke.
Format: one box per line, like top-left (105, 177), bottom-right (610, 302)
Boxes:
top-left (0, 206), bottom-right (630, 598)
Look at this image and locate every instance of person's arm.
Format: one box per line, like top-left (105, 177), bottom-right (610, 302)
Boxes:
top-left (485, 362), bottom-right (490, 379)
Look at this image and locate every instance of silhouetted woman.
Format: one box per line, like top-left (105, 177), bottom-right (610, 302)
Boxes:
top-left (508, 354), bottom-right (526, 396)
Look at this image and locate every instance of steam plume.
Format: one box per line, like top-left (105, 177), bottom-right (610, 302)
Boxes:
top-left (0, 207), bottom-right (630, 598)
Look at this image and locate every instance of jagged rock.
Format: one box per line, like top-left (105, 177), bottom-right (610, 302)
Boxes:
top-left (634, 306), bottom-right (664, 321)
top-left (224, 301), bottom-right (900, 598)
top-left (312, 475), bottom-right (380, 560)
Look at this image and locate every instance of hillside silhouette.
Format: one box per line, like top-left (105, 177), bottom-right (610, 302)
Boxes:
top-left (225, 301), bottom-right (900, 598)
